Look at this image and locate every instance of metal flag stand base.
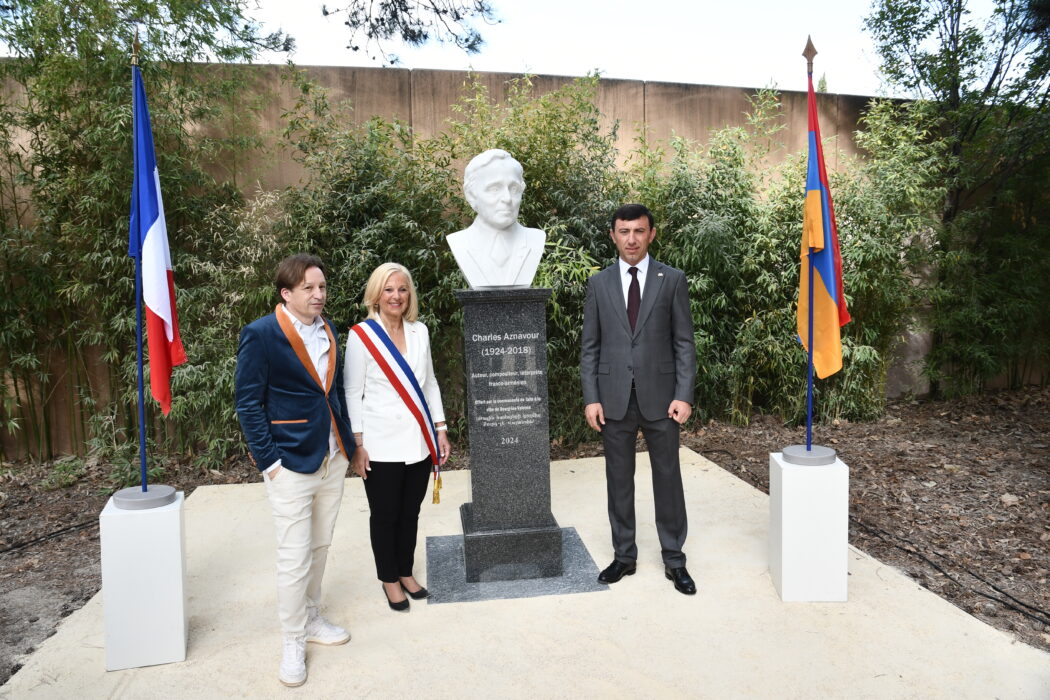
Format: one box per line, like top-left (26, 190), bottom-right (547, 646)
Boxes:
top-left (112, 483), bottom-right (177, 510)
top-left (781, 444), bottom-right (836, 466)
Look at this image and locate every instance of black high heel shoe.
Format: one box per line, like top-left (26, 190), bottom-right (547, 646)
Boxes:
top-left (400, 582), bottom-right (430, 600)
top-left (383, 585), bottom-right (410, 612)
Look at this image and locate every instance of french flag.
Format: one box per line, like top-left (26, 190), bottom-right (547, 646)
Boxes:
top-left (128, 65), bottom-right (186, 415)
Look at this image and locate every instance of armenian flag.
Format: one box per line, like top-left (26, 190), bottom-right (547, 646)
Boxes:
top-left (798, 70), bottom-right (850, 379)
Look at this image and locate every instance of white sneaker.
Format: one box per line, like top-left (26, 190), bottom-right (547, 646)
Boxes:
top-left (305, 607), bottom-right (351, 645)
top-left (279, 633), bottom-right (307, 687)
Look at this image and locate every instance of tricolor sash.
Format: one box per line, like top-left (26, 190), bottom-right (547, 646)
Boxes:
top-left (350, 319), bottom-right (442, 502)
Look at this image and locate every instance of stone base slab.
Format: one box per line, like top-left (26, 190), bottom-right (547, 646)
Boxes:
top-left (425, 526), bottom-right (603, 604)
top-left (460, 502), bottom-right (563, 582)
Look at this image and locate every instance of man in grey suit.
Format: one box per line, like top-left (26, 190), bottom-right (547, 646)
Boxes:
top-left (580, 203), bottom-right (698, 595)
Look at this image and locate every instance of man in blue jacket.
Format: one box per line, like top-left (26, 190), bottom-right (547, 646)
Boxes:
top-left (235, 253), bottom-right (356, 687)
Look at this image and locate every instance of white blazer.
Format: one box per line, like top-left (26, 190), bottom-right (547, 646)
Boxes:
top-left (343, 319), bottom-right (446, 463)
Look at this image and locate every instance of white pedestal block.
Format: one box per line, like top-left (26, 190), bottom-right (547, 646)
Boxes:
top-left (769, 453), bottom-right (848, 602)
top-left (100, 492), bottom-right (187, 670)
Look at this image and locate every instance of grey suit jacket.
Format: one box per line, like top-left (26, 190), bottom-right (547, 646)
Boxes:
top-left (580, 258), bottom-right (696, 422)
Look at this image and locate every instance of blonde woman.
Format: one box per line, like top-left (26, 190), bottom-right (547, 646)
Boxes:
top-left (344, 263), bottom-right (451, 611)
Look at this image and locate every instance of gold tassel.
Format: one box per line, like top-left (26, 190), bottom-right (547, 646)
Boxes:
top-left (432, 473), bottom-right (441, 504)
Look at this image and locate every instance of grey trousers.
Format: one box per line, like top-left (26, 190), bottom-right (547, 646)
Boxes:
top-left (601, 390), bottom-right (688, 567)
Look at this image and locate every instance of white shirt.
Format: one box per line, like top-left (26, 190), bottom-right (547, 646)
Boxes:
top-left (265, 305), bottom-right (339, 474)
top-left (344, 319), bottom-right (446, 464)
top-left (618, 254), bottom-right (651, 307)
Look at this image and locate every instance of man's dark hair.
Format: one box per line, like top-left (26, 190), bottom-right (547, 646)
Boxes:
top-left (275, 253), bottom-right (326, 295)
top-left (610, 203), bottom-right (654, 230)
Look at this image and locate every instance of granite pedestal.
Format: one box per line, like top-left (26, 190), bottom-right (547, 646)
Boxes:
top-left (456, 287), bottom-right (563, 582)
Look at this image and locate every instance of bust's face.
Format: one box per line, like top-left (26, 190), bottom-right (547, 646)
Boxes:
top-left (467, 158), bottom-right (524, 231)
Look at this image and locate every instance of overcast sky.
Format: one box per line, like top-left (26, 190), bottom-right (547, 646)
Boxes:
top-left (253, 0), bottom-right (902, 96)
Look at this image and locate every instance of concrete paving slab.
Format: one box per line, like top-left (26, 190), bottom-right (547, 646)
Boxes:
top-left (3, 448), bottom-right (1049, 699)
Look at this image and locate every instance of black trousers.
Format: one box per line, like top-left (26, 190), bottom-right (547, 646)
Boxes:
top-left (362, 457), bottom-right (432, 582)
top-left (601, 390), bottom-right (688, 567)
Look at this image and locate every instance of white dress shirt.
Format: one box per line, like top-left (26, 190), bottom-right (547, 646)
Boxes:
top-left (344, 319), bottom-right (446, 464)
top-left (618, 254), bottom-right (651, 307)
top-left (266, 304), bottom-right (339, 474)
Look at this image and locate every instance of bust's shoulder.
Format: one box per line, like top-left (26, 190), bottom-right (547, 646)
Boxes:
top-left (521, 225), bottom-right (546, 242)
top-left (446, 227), bottom-right (473, 255)
top-left (447, 221), bottom-right (483, 242)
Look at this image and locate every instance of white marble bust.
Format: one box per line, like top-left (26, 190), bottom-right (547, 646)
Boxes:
top-left (447, 149), bottom-right (546, 288)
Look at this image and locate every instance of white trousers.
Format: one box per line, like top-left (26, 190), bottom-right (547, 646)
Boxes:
top-left (264, 452), bottom-right (349, 634)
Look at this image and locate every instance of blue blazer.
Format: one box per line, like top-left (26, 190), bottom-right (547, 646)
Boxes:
top-left (235, 305), bottom-right (355, 473)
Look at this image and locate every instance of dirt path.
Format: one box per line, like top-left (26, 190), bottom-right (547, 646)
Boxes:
top-left (2, 387), bottom-right (1047, 685)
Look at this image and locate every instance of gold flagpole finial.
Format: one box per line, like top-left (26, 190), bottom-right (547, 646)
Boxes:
top-left (803, 36), bottom-right (817, 74)
top-left (131, 27), bottom-right (140, 66)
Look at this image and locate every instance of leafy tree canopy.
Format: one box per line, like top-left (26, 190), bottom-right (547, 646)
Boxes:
top-left (0, 0), bottom-right (289, 63)
top-left (866, 0), bottom-right (1050, 395)
top-left (866, 0), bottom-right (1050, 217)
top-left (321, 0), bottom-right (497, 64)
top-left (0, 0), bottom-right (290, 461)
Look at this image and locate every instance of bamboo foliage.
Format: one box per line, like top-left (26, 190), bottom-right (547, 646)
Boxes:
top-left (1, 32), bottom-right (951, 475)
top-left (0, 0), bottom-right (286, 467)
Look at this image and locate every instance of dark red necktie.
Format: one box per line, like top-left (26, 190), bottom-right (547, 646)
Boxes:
top-left (627, 266), bottom-right (640, 332)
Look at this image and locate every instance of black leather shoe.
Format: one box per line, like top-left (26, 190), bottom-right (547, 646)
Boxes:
top-left (665, 566), bottom-right (697, 595)
top-left (598, 560), bottom-right (637, 584)
top-left (383, 586), bottom-right (410, 612)
top-left (401, 583), bottom-right (430, 600)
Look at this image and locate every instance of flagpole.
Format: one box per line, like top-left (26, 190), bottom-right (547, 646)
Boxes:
top-left (780, 37), bottom-right (839, 470)
top-left (803, 37), bottom-right (818, 453)
top-left (113, 28), bottom-right (178, 510)
top-left (807, 251), bottom-right (815, 450)
top-left (131, 31), bottom-right (150, 492)
top-left (135, 236), bottom-right (149, 490)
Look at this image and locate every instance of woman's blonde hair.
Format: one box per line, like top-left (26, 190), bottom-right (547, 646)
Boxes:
top-left (362, 262), bottom-right (419, 322)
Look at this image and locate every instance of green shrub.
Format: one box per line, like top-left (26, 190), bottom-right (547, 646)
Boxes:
top-left (275, 72), bottom-right (620, 445)
top-left (0, 57), bottom-right (985, 468)
top-left (627, 92), bottom-right (944, 425)
top-left (0, 0), bottom-right (285, 474)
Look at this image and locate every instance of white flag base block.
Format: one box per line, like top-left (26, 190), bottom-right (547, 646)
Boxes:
top-left (769, 450), bottom-right (849, 602)
top-left (100, 490), bottom-right (187, 671)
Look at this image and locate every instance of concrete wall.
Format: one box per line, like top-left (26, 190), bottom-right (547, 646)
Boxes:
top-left (231, 65), bottom-right (870, 190)
top-left (1, 66), bottom-right (886, 460)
